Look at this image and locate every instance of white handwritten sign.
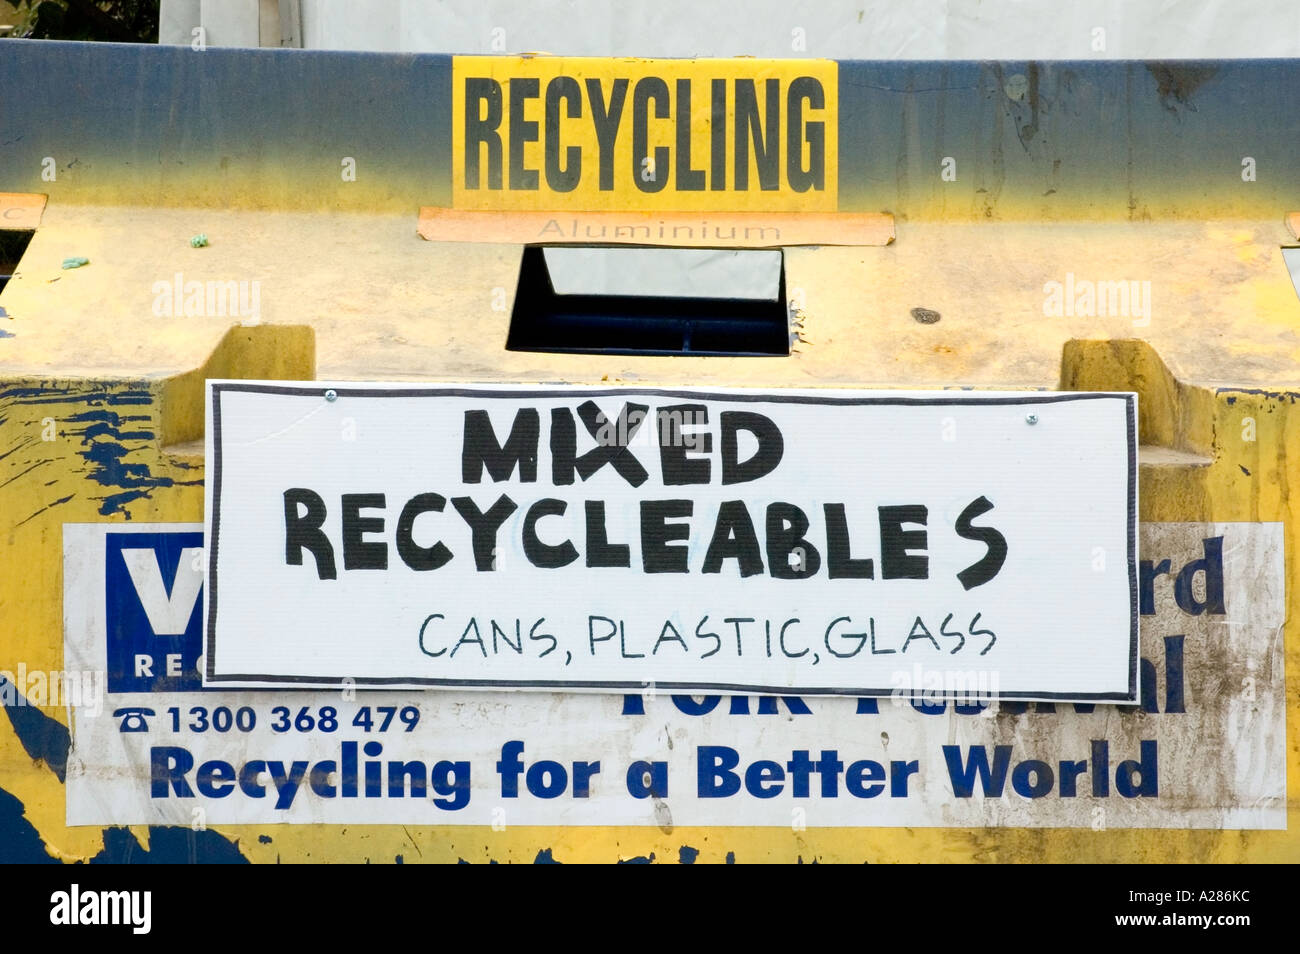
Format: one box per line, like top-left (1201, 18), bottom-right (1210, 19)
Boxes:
top-left (204, 383), bottom-right (1137, 700)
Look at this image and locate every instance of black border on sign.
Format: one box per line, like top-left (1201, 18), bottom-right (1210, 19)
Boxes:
top-left (206, 384), bottom-right (1139, 702)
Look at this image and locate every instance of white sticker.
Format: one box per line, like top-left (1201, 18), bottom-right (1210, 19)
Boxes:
top-left (64, 522), bottom-right (1281, 829)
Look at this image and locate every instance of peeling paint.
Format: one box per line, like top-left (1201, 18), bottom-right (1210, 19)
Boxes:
top-left (0, 675), bottom-right (70, 782)
top-left (2, 386), bottom-right (200, 518)
top-left (0, 787), bottom-right (59, 863)
top-left (89, 827), bottom-right (250, 864)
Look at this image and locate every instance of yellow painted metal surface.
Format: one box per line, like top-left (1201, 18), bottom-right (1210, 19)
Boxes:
top-left (4, 206), bottom-right (1299, 385)
top-left (2, 361), bottom-right (1298, 860)
top-left (3, 207), bottom-right (1299, 861)
top-left (3, 46), bottom-right (1299, 862)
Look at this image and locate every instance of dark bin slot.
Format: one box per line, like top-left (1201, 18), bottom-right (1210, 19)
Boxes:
top-left (506, 245), bottom-right (790, 357)
top-left (0, 230), bottom-right (34, 293)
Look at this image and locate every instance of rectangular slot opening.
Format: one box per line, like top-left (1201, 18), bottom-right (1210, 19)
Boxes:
top-left (506, 245), bottom-right (790, 357)
top-left (0, 229), bottom-right (34, 294)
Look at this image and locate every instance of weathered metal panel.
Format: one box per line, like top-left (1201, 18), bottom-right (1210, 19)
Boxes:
top-left (1, 44), bottom-right (1297, 862)
top-left (1, 44), bottom-right (1298, 220)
